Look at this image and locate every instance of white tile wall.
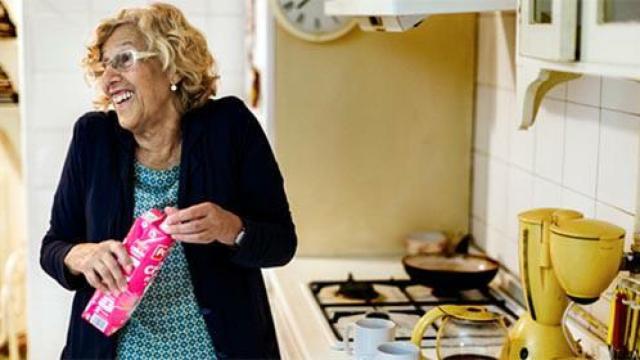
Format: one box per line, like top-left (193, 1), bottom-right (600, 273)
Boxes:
top-left (476, 13), bottom-right (515, 91)
top-left (506, 166), bottom-right (533, 236)
top-left (474, 15), bottom-right (640, 345)
top-left (509, 109), bottom-right (535, 171)
top-left (475, 84), bottom-right (515, 162)
top-left (471, 217), bottom-right (487, 250)
top-left (472, 153), bottom-right (489, 220)
top-left (486, 158), bottom-right (509, 234)
top-left (597, 109), bottom-right (640, 214)
top-left (595, 201), bottom-right (635, 248)
top-left (562, 103), bottom-right (599, 197)
top-left (473, 85), bottom-right (492, 154)
top-left (532, 176), bottom-right (563, 208)
top-left (602, 78), bottom-right (640, 115)
top-left (560, 187), bottom-right (596, 218)
top-left (473, 12), bottom-right (640, 276)
top-left (23, 1), bottom-right (247, 357)
top-left (567, 75), bottom-right (601, 107)
top-left (534, 99), bottom-right (565, 183)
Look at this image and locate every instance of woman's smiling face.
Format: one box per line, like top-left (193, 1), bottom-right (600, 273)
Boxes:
top-left (100, 25), bottom-right (177, 133)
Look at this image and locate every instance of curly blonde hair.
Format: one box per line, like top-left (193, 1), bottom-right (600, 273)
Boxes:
top-left (82, 2), bottom-right (218, 112)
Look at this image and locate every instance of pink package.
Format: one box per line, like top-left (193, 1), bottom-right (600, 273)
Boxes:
top-left (82, 208), bottom-right (175, 336)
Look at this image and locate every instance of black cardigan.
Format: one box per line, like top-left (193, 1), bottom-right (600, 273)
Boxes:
top-left (40, 96), bottom-right (297, 359)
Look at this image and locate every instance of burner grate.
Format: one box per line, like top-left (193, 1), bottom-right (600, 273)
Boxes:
top-left (309, 277), bottom-right (518, 347)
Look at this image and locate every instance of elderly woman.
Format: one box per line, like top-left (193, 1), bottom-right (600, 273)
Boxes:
top-left (39, 3), bottom-right (296, 359)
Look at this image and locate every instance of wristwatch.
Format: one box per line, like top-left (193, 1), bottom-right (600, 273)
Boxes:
top-left (234, 227), bottom-right (246, 246)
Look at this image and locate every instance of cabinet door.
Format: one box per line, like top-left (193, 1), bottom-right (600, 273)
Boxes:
top-left (519, 0), bottom-right (578, 61)
top-left (581, 0), bottom-right (640, 66)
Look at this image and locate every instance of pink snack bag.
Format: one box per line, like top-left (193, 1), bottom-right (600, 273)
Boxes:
top-left (82, 208), bottom-right (175, 336)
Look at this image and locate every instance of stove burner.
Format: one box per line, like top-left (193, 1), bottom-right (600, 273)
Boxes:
top-left (365, 311), bottom-right (390, 320)
top-left (336, 273), bottom-right (380, 300)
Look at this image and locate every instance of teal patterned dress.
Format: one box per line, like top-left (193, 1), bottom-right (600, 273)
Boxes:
top-left (116, 161), bottom-right (216, 359)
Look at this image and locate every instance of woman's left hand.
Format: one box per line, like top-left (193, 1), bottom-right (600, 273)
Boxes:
top-left (163, 202), bottom-right (243, 246)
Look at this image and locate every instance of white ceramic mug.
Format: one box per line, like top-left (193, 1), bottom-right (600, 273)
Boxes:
top-left (343, 318), bottom-right (396, 359)
top-left (375, 341), bottom-right (420, 360)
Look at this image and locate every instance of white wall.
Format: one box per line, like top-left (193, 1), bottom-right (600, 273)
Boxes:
top-left (472, 11), bottom-right (640, 328)
top-left (22, 1), bottom-right (246, 357)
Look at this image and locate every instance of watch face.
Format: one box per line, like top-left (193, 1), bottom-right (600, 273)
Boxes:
top-left (274, 0), bottom-right (356, 42)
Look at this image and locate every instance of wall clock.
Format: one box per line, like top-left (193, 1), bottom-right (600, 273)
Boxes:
top-left (270, 0), bottom-right (356, 42)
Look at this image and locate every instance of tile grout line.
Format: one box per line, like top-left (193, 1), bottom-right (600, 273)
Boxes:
top-left (593, 76), bottom-right (603, 217)
top-left (560, 84), bottom-right (569, 199)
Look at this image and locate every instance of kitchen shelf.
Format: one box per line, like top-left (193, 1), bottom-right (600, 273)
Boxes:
top-left (516, 56), bottom-right (640, 130)
top-left (325, 0), bottom-right (517, 16)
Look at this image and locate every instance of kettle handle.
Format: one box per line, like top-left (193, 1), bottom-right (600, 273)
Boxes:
top-left (411, 306), bottom-right (448, 360)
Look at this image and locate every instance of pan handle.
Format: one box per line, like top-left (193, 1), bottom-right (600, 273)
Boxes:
top-left (446, 233), bottom-right (472, 255)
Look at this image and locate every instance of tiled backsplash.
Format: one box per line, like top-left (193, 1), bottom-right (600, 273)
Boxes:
top-left (23, 1), bottom-right (247, 357)
top-left (472, 12), bottom-right (640, 326)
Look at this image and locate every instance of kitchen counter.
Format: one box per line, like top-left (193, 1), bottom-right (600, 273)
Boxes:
top-left (264, 256), bottom-right (612, 360)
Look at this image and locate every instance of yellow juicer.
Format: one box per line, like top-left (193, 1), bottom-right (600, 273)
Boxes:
top-left (506, 208), bottom-right (625, 359)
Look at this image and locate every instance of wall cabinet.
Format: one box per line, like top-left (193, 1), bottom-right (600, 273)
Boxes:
top-left (519, 0), bottom-right (577, 61)
top-left (581, 0), bottom-right (640, 66)
top-left (516, 0), bottom-right (640, 129)
top-left (519, 0), bottom-right (640, 65)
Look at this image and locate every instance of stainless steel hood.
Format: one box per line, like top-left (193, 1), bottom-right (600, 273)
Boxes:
top-left (325, 0), bottom-right (517, 32)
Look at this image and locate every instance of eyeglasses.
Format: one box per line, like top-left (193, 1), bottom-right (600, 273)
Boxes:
top-left (92, 49), bottom-right (157, 78)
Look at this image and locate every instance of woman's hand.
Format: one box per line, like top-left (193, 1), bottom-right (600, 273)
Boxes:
top-left (64, 240), bottom-right (133, 295)
top-left (163, 202), bottom-right (243, 246)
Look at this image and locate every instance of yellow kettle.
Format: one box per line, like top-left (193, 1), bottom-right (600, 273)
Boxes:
top-left (411, 305), bottom-right (509, 360)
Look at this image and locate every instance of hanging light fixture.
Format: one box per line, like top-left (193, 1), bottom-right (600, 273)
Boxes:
top-left (0, 0), bottom-right (16, 38)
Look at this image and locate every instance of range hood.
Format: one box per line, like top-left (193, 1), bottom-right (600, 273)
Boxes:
top-left (325, 0), bottom-right (516, 32)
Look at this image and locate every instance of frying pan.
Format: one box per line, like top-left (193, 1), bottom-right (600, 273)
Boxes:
top-left (402, 253), bottom-right (499, 291)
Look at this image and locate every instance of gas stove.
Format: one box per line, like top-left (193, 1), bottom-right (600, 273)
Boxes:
top-left (309, 274), bottom-right (519, 348)
top-left (263, 257), bottom-right (526, 359)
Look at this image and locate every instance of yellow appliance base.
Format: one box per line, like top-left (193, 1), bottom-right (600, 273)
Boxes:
top-left (506, 313), bottom-right (575, 359)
